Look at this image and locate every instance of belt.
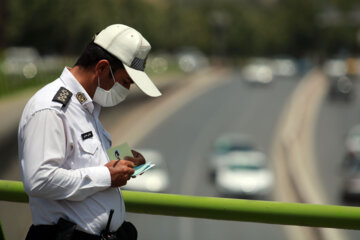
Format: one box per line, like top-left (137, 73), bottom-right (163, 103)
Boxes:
top-left (26, 224), bottom-right (101, 240)
top-left (25, 220), bottom-right (137, 240)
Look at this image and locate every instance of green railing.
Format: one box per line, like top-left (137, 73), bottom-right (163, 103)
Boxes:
top-left (1, 180), bottom-right (360, 230)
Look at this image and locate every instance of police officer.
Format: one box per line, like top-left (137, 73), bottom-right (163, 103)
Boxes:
top-left (18, 24), bottom-right (162, 240)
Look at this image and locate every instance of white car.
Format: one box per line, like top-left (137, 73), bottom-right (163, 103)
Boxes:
top-left (209, 133), bottom-right (256, 179)
top-left (323, 59), bottom-right (347, 78)
top-left (176, 47), bottom-right (209, 73)
top-left (211, 135), bottom-right (274, 198)
top-left (345, 124), bottom-right (360, 155)
top-left (241, 58), bottom-right (274, 84)
top-left (271, 58), bottom-right (298, 77)
top-left (122, 149), bottom-right (170, 193)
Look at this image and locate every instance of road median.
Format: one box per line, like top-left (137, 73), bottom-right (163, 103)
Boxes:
top-left (272, 69), bottom-right (346, 240)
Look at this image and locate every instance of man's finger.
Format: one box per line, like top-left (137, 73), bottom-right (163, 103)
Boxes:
top-left (113, 160), bottom-right (119, 167)
top-left (121, 160), bottom-right (135, 168)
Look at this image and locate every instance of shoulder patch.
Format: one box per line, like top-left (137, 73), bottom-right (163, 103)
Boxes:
top-left (52, 87), bottom-right (72, 107)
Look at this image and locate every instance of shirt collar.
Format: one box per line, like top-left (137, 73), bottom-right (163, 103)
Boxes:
top-left (59, 67), bottom-right (95, 113)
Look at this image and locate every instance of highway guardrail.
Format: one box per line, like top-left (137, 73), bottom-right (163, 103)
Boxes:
top-left (1, 180), bottom-right (360, 230)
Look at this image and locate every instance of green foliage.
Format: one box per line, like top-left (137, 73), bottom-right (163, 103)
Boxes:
top-left (0, 72), bottom-right (59, 98)
top-left (1, 0), bottom-right (359, 58)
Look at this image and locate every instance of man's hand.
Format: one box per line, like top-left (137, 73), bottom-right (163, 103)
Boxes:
top-left (123, 150), bottom-right (146, 166)
top-left (105, 160), bottom-right (135, 187)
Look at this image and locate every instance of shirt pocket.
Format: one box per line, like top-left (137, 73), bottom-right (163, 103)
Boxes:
top-left (78, 138), bottom-right (100, 155)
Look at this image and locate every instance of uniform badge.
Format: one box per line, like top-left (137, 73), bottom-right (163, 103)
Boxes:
top-left (76, 92), bottom-right (87, 104)
top-left (52, 87), bottom-right (72, 107)
top-left (81, 131), bottom-right (93, 140)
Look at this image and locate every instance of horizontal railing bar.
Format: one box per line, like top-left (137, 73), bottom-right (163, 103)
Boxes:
top-left (1, 180), bottom-right (360, 230)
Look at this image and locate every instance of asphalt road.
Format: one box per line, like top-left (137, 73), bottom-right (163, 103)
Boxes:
top-left (2, 66), bottom-right (350, 240)
top-left (123, 71), bottom-right (299, 240)
top-left (316, 78), bottom-right (360, 240)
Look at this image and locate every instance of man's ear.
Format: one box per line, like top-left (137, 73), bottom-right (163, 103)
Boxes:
top-left (95, 60), bottom-right (110, 78)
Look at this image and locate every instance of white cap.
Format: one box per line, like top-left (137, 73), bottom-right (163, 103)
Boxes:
top-left (94, 24), bottom-right (161, 97)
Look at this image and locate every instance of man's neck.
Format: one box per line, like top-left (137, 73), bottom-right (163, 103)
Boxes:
top-left (69, 66), bottom-right (97, 98)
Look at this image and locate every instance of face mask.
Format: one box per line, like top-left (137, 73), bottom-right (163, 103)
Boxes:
top-left (93, 67), bottom-right (129, 107)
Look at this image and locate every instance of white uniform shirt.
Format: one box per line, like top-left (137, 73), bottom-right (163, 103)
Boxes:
top-left (18, 67), bottom-right (125, 235)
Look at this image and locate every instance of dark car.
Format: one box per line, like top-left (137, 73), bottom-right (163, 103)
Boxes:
top-left (328, 75), bottom-right (354, 102)
top-left (341, 153), bottom-right (360, 203)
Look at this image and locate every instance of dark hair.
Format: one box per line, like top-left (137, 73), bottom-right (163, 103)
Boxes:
top-left (74, 40), bottom-right (124, 71)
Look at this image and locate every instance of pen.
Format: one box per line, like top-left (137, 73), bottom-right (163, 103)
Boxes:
top-left (115, 150), bottom-right (120, 160)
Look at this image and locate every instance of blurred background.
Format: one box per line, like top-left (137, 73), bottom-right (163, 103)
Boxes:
top-left (1, 0), bottom-right (360, 240)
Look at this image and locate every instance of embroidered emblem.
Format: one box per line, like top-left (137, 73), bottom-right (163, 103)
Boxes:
top-left (52, 87), bottom-right (72, 107)
top-left (81, 131), bottom-right (93, 140)
top-left (76, 92), bottom-right (87, 104)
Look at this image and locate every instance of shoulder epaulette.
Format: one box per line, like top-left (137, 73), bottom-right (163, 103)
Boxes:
top-left (52, 87), bottom-right (72, 108)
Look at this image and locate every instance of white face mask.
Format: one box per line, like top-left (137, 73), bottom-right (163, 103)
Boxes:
top-left (93, 67), bottom-right (129, 107)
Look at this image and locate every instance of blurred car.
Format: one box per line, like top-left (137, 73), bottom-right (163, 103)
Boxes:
top-left (327, 75), bottom-right (354, 102)
top-left (270, 58), bottom-right (298, 78)
top-left (241, 58), bottom-right (274, 84)
top-left (209, 133), bottom-right (255, 179)
top-left (209, 133), bottom-right (274, 198)
top-left (341, 153), bottom-right (360, 202)
top-left (175, 47), bottom-right (209, 73)
top-left (345, 124), bottom-right (360, 155)
top-left (323, 59), bottom-right (347, 78)
top-left (122, 149), bottom-right (170, 193)
top-left (214, 149), bottom-right (274, 199)
top-left (1, 47), bottom-right (41, 78)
